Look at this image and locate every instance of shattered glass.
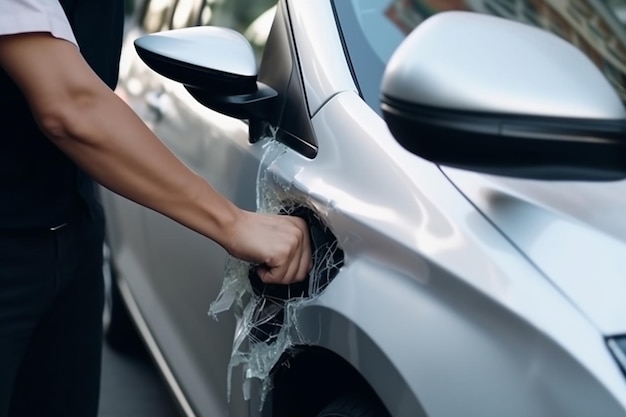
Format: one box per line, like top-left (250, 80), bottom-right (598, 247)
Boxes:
top-left (208, 134), bottom-right (344, 408)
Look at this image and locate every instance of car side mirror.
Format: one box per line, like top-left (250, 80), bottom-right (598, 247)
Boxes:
top-left (134, 26), bottom-right (277, 121)
top-left (381, 11), bottom-right (626, 181)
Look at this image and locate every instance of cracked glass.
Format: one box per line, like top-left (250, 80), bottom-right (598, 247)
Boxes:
top-left (208, 134), bottom-right (343, 408)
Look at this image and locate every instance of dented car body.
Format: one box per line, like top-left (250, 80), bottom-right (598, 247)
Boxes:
top-left (101, 0), bottom-right (626, 416)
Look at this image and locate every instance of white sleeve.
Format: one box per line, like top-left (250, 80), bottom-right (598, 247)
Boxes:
top-left (0, 0), bottom-right (78, 47)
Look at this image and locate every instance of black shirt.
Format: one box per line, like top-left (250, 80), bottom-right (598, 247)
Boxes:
top-left (0, 0), bottom-right (124, 229)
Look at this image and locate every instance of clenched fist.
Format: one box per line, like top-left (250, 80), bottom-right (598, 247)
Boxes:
top-left (225, 211), bottom-right (313, 284)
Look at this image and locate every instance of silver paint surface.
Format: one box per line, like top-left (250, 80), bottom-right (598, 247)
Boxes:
top-left (135, 26), bottom-right (258, 77)
top-left (443, 167), bottom-right (626, 336)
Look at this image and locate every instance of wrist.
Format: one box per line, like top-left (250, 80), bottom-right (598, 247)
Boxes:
top-left (186, 175), bottom-right (244, 251)
top-left (214, 203), bottom-right (244, 253)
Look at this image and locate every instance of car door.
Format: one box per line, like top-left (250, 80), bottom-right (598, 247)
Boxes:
top-left (121, 1), bottom-right (278, 416)
top-left (98, 0), bottom-right (177, 364)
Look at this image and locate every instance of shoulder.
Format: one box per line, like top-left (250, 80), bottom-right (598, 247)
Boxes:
top-left (0, 0), bottom-right (78, 47)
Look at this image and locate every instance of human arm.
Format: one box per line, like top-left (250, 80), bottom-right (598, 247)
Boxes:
top-left (0, 32), bottom-right (311, 284)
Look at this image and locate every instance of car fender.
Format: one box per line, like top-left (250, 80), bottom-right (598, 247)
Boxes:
top-left (295, 255), bottom-right (626, 417)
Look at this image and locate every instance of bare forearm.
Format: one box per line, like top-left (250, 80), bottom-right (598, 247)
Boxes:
top-left (0, 33), bottom-right (239, 247)
top-left (48, 84), bottom-right (241, 248)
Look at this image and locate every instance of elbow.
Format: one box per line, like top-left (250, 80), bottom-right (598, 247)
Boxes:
top-left (38, 109), bottom-right (71, 142)
top-left (36, 89), bottom-right (100, 145)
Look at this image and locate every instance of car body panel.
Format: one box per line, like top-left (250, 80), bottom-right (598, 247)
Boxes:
top-left (112, 78), bottom-right (264, 416)
top-left (108, 4), bottom-right (270, 415)
top-left (139, 76), bottom-right (261, 417)
top-left (442, 167), bottom-right (626, 336)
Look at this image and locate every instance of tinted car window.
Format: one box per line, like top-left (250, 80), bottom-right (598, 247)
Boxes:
top-left (334, 0), bottom-right (626, 110)
top-left (140, 0), bottom-right (276, 61)
top-left (198, 0), bottom-right (275, 32)
top-left (171, 0), bottom-right (204, 29)
top-left (142, 0), bottom-right (176, 33)
top-left (198, 0), bottom-right (277, 61)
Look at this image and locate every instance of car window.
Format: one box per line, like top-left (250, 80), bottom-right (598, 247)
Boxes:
top-left (171, 0), bottom-right (204, 29)
top-left (198, 0), bottom-right (277, 61)
top-left (334, 0), bottom-right (626, 111)
top-left (142, 0), bottom-right (176, 33)
top-left (139, 0), bottom-right (276, 62)
top-left (198, 0), bottom-right (275, 32)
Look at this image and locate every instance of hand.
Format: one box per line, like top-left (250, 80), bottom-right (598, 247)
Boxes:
top-left (226, 211), bottom-right (313, 284)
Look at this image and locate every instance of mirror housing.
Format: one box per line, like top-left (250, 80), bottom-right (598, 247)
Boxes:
top-left (381, 12), bottom-right (626, 181)
top-left (134, 26), bottom-right (277, 121)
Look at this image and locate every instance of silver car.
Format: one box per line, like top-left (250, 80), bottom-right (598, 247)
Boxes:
top-left (101, 0), bottom-right (626, 416)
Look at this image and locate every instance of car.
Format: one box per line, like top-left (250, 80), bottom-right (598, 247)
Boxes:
top-left (101, 0), bottom-right (626, 416)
